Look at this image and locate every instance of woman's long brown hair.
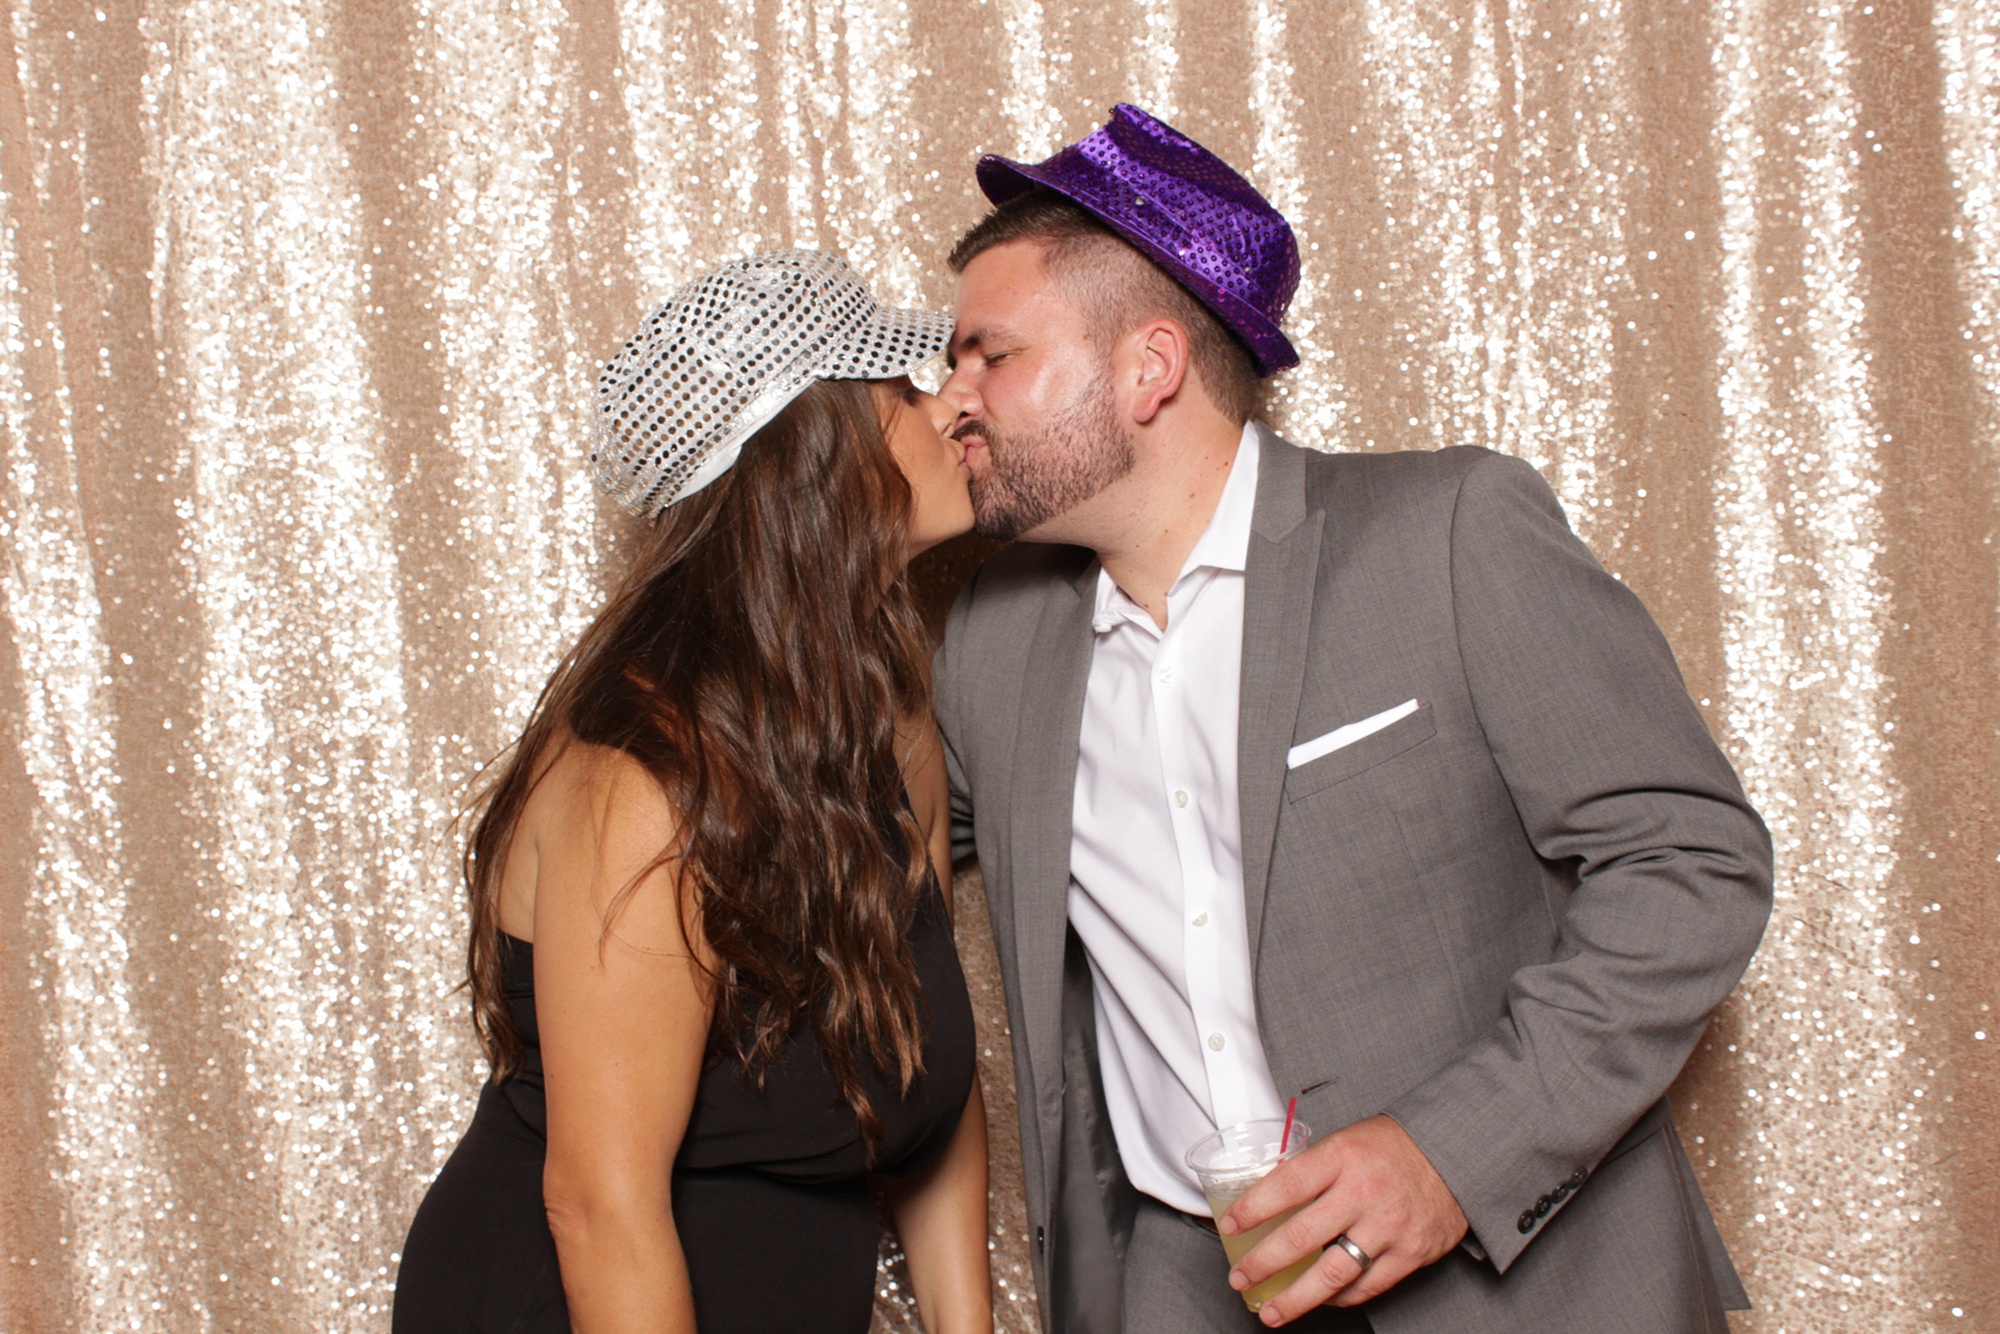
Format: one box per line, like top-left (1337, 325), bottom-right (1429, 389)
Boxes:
top-left (464, 378), bottom-right (934, 1151)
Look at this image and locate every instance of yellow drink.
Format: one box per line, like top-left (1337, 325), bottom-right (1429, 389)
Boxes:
top-left (1205, 1192), bottom-right (1325, 1312)
top-left (1187, 1118), bottom-right (1320, 1314)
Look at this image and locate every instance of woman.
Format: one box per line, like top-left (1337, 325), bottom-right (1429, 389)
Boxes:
top-left (394, 250), bottom-right (990, 1334)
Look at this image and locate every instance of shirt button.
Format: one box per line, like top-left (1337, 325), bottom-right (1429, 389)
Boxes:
top-left (1208, 1033), bottom-right (1226, 1051)
top-left (1158, 665), bottom-right (1176, 683)
top-left (1191, 911), bottom-right (1209, 927)
top-left (1174, 789), bottom-right (1191, 808)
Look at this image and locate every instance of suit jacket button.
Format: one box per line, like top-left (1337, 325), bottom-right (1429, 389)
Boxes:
top-left (1569, 1168), bottom-right (1587, 1187)
top-left (1518, 1210), bottom-right (1536, 1234)
top-left (1535, 1197), bottom-right (1553, 1217)
top-left (1552, 1183), bottom-right (1570, 1201)
top-left (1036, 1225), bottom-right (1046, 1253)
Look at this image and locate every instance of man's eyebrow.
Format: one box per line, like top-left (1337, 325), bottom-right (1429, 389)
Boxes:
top-left (946, 327), bottom-right (1007, 369)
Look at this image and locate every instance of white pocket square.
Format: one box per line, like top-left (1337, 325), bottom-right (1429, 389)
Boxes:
top-left (1286, 699), bottom-right (1421, 770)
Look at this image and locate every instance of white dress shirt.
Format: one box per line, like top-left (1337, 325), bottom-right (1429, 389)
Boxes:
top-left (1068, 424), bottom-right (1287, 1214)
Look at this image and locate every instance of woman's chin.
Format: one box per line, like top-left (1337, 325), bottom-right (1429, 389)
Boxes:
top-left (903, 517), bottom-right (976, 562)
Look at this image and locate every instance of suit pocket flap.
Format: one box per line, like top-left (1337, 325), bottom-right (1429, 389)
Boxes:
top-left (1284, 701), bottom-right (1437, 801)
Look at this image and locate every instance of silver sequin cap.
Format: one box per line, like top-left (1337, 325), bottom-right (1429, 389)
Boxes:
top-left (591, 249), bottom-right (954, 516)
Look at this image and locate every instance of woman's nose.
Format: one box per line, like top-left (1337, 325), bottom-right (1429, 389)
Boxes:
top-left (918, 389), bottom-right (956, 434)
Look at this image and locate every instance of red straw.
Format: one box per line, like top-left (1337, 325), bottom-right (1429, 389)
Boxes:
top-left (1278, 1096), bottom-right (1299, 1155)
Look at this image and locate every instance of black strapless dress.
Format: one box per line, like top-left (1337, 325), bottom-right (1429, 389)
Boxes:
top-left (393, 868), bottom-right (975, 1334)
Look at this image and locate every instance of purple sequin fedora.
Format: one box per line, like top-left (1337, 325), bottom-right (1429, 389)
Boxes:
top-left (975, 103), bottom-right (1301, 377)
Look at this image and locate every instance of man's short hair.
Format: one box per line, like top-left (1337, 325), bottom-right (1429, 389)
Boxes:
top-left (947, 189), bottom-right (1264, 425)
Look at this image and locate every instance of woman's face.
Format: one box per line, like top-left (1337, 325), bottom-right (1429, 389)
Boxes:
top-left (873, 377), bottom-right (972, 558)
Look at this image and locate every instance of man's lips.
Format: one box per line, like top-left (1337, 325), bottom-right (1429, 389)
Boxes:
top-left (951, 421), bottom-right (989, 475)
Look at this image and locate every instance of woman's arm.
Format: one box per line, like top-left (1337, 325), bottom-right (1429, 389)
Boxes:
top-left (888, 1077), bottom-right (992, 1334)
top-left (890, 713), bottom-right (995, 1333)
top-left (530, 746), bottom-right (711, 1334)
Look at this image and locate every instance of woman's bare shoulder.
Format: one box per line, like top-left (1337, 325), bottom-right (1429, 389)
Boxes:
top-left (515, 737), bottom-right (693, 949)
top-left (523, 736), bottom-right (679, 846)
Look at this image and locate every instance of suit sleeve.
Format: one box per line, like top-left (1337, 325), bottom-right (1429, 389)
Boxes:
top-left (933, 580), bottom-right (979, 867)
top-left (1383, 451), bottom-right (1773, 1272)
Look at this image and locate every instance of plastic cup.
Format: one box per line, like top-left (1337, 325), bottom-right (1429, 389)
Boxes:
top-left (1185, 1118), bottom-right (1323, 1313)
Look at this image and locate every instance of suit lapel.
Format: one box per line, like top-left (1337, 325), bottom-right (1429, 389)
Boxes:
top-left (1238, 429), bottom-right (1323, 964)
top-left (1010, 554), bottom-right (1101, 1133)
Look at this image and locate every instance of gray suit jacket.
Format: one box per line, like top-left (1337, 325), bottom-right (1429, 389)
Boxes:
top-left (934, 431), bottom-right (1774, 1334)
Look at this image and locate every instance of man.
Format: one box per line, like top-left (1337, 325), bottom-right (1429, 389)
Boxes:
top-left (931, 104), bottom-right (1773, 1334)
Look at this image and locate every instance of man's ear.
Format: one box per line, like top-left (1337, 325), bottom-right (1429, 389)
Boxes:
top-left (1124, 319), bottom-right (1190, 425)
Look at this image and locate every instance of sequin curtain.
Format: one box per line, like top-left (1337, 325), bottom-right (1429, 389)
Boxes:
top-left (1, 0), bottom-right (1994, 1329)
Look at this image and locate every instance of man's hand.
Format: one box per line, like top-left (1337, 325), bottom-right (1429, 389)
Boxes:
top-left (1220, 1114), bottom-right (1468, 1326)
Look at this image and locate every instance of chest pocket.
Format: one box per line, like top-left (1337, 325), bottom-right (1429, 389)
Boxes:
top-left (1284, 700), bottom-right (1437, 802)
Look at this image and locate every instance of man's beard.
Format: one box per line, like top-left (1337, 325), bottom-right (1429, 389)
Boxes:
top-left (960, 373), bottom-right (1133, 541)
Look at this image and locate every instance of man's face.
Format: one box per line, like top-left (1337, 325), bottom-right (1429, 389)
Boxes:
top-left (940, 241), bottom-right (1132, 542)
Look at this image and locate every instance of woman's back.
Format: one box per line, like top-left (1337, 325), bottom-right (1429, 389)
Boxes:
top-left (393, 749), bottom-right (975, 1333)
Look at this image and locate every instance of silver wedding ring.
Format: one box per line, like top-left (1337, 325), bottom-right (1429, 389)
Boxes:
top-left (1332, 1233), bottom-right (1373, 1273)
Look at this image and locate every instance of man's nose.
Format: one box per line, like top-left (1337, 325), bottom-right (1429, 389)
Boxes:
top-left (938, 363), bottom-right (979, 417)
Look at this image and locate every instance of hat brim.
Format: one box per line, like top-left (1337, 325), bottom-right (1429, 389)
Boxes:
top-left (975, 154), bottom-right (1299, 378)
top-left (819, 304), bottom-right (954, 380)
top-left (658, 303), bottom-right (952, 510)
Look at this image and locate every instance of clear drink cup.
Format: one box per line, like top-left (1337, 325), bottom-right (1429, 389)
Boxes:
top-left (1185, 1118), bottom-right (1323, 1313)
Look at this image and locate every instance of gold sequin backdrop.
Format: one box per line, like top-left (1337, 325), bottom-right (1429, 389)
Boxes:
top-left (1, 0), bottom-right (1996, 1329)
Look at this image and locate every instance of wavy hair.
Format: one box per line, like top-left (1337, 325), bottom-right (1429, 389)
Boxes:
top-left (464, 378), bottom-right (933, 1152)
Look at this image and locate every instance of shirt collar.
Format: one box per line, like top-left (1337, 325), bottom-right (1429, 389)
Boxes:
top-left (1181, 421), bottom-right (1261, 578)
top-left (1092, 422), bottom-right (1262, 631)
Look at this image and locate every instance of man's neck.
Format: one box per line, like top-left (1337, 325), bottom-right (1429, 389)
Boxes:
top-left (1088, 418), bottom-right (1248, 629)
